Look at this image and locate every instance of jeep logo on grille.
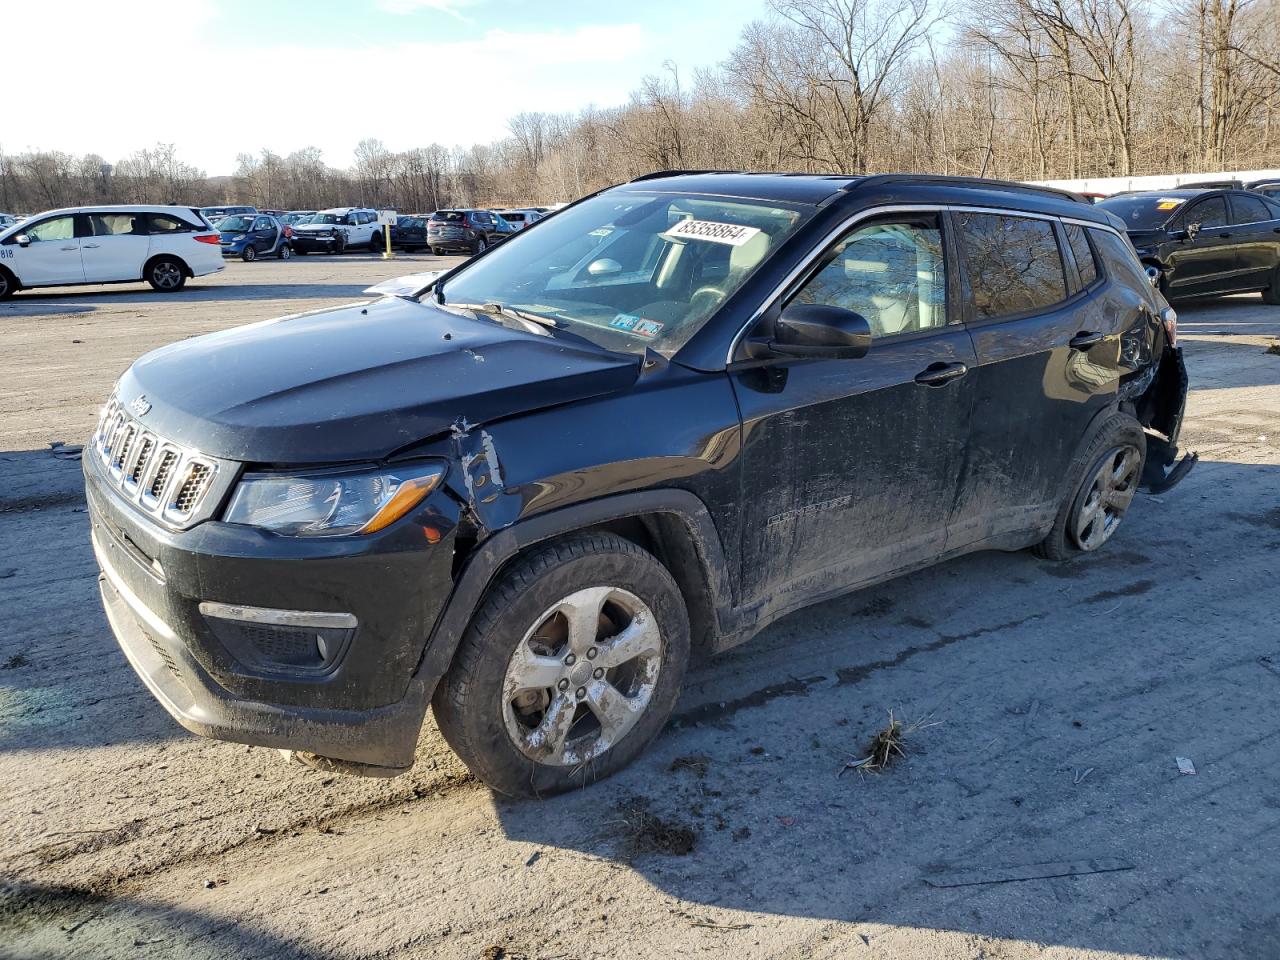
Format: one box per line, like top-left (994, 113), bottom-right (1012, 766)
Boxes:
top-left (130, 394), bottom-right (152, 417)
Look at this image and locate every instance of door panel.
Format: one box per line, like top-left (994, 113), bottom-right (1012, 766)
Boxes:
top-left (1165, 196), bottom-right (1237, 296)
top-left (731, 213), bottom-right (976, 607)
top-left (1228, 193), bottom-right (1280, 288)
top-left (952, 222), bottom-right (1141, 548)
top-left (83, 212), bottom-right (150, 281)
top-left (10, 216), bottom-right (84, 285)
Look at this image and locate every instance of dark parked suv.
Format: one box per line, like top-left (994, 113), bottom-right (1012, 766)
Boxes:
top-left (1098, 188), bottom-right (1280, 302)
top-left (428, 209), bottom-right (507, 255)
top-left (86, 173), bottom-right (1193, 798)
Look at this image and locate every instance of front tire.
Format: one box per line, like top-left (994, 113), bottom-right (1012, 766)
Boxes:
top-left (0, 267), bottom-right (16, 300)
top-left (146, 256), bottom-right (187, 292)
top-left (241, 245), bottom-right (257, 262)
top-left (332, 235), bottom-right (345, 255)
top-left (1035, 413), bottom-right (1146, 561)
top-left (369, 231), bottom-right (382, 252)
top-left (433, 532), bottom-right (690, 799)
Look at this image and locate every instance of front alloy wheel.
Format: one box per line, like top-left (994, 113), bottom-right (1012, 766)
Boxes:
top-left (433, 532), bottom-right (690, 798)
top-left (503, 586), bottom-right (663, 766)
top-left (242, 245), bottom-right (257, 262)
top-left (1073, 446), bottom-right (1141, 551)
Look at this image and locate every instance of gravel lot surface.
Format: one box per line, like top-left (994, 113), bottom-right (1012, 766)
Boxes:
top-left (2, 255), bottom-right (1278, 960)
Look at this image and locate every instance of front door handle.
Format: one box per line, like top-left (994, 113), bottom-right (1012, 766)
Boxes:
top-left (82, 243), bottom-right (100, 249)
top-left (914, 361), bottom-right (968, 386)
top-left (1069, 331), bottom-right (1106, 351)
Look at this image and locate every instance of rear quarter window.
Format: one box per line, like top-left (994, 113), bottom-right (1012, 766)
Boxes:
top-left (148, 214), bottom-right (196, 233)
top-left (955, 212), bottom-right (1067, 320)
top-left (1089, 227), bottom-right (1152, 295)
top-left (1064, 224), bottom-right (1099, 287)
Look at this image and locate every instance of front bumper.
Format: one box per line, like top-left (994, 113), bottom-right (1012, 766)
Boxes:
top-left (292, 234), bottom-right (340, 251)
top-left (85, 453), bottom-right (461, 769)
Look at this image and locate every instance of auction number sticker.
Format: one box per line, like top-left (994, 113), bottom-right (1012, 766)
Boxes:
top-left (663, 218), bottom-right (762, 246)
top-left (1156, 198), bottom-right (1186, 210)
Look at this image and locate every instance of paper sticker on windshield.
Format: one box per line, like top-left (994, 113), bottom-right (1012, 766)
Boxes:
top-left (663, 219), bottom-right (762, 246)
top-left (611, 313), bottom-right (640, 330)
top-left (611, 313), bottom-right (662, 337)
top-left (1156, 198), bottom-right (1186, 210)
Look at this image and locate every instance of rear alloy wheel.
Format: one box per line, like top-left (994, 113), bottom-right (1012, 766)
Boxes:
top-left (1072, 446), bottom-right (1143, 551)
top-left (278, 243), bottom-right (292, 260)
top-left (473, 236), bottom-right (487, 255)
top-left (1035, 412), bottom-right (1146, 561)
top-left (242, 245), bottom-right (257, 262)
top-left (433, 532), bottom-right (689, 798)
top-left (146, 257), bottom-right (186, 292)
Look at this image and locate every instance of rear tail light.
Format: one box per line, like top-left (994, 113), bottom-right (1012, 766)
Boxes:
top-left (195, 234), bottom-right (220, 244)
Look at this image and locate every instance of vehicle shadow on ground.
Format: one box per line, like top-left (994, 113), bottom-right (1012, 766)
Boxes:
top-left (0, 449), bottom-right (185, 754)
top-left (0, 282), bottom-right (376, 316)
top-left (490, 458), bottom-right (1280, 958)
top-left (1, 881), bottom-right (329, 960)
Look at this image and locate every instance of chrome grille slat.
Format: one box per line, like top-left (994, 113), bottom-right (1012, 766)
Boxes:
top-left (91, 401), bottom-right (219, 526)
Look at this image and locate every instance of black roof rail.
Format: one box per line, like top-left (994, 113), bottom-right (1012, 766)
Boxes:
top-left (628, 169), bottom-right (736, 183)
top-left (846, 174), bottom-right (1088, 204)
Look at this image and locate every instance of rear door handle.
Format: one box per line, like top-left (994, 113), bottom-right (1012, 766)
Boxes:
top-left (1069, 331), bottom-right (1106, 351)
top-left (914, 361), bottom-right (968, 386)
top-left (60, 245), bottom-right (78, 251)
top-left (82, 243), bottom-right (100, 249)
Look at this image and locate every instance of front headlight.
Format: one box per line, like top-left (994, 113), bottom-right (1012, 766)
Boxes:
top-left (223, 462), bottom-right (446, 537)
top-left (231, 234), bottom-right (246, 241)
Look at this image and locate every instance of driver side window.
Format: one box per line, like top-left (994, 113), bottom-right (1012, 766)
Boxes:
top-left (1182, 196), bottom-right (1228, 230)
top-left (791, 218), bottom-right (947, 338)
top-left (25, 216), bottom-right (76, 243)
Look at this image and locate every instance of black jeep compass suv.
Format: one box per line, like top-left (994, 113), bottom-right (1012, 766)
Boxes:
top-left (85, 173), bottom-right (1194, 798)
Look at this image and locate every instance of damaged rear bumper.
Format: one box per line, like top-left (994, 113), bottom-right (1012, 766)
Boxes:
top-left (1139, 344), bottom-right (1197, 493)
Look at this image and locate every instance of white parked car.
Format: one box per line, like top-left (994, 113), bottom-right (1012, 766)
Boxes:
top-left (291, 207), bottom-right (381, 254)
top-left (0, 205), bottom-right (224, 299)
top-left (0, 213), bottom-right (16, 229)
top-left (494, 208), bottom-right (544, 231)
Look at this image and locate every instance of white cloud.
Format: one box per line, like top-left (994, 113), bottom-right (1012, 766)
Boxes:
top-left (4, 18), bottom-right (651, 174)
top-left (377, 0), bottom-right (477, 17)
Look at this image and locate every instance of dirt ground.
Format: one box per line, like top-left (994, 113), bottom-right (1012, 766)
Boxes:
top-left (2, 254), bottom-right (1278, 960)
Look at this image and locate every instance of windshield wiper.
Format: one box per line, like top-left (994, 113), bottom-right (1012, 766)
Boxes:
top-left (444, 302), bottom-right (616, 353)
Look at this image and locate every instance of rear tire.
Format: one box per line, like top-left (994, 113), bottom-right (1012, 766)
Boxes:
top-left (430, 247), bottom-right (443, 256)
top-left (1262, 265), bottom-right (1280, 304)
top-left (0, 267), bottom-right (16, 300)
top-left (278, 243), bottom-right (292, 260)
top-left (1034, 412), bottom-right (1146, 561)
top-left (472, 236), bottom-right (487, 255)
top-left (433, 532), bottom-right (690, 799)
top-left (146, 256), bottom-right (187, 292)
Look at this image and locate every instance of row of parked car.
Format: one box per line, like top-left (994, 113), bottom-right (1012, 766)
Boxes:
top-left (197, 204), bottom-right (551, 261)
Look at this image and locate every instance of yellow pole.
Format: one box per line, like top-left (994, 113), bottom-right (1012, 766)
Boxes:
top-left (382, 212), bottom-right (395, 260)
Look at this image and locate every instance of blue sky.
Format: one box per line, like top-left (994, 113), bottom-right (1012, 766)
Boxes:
top-left (9, 0), bottom-right (767, 174)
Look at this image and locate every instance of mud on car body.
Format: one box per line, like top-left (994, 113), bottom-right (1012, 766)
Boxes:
top-left (86, 173), bottom-right (1194, 798)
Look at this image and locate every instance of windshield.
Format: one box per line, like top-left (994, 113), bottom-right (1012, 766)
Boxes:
top-left (1097, 195), bottom-right (1191, 230)
top-left (312, 213), bottom-right (345, 224)
top-left (436, 190), bottom-right (808, 357)
top-left (218, 216), bottom-right (254, 232)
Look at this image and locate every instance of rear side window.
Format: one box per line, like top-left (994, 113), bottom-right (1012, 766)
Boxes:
top-left (791, 217), bottom-right (948, 338)
top-left (1064, 224), bottom-right (1098, 287)
top-left (955, 212), bottom-right (1067, 320)
top-left (158, 214), bottom-right (197, 233)
top-left (90, 213), bottom-right (145, 236)
top-left (1231, 194), bottom-right (1271, 224)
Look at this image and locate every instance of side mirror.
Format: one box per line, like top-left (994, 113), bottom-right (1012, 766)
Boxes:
top-left (1185, 222), bottom-right (1202, 241)
top-left (15, 234), bottom-right (30, 247)
top-left (767, 303), bottom-right (872, 359)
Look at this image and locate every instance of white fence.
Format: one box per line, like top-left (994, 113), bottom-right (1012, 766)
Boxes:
top-left (1029, 169), bottom-right (1280, 194)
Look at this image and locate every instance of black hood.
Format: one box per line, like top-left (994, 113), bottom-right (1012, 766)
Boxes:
top-left (119, 297), bottom-right (639, 464)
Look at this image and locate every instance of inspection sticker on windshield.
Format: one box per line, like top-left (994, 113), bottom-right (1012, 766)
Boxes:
top-left (611, 313), bottom-right (663, 337)
top-left (1156, 198), bottom-right (1186, 210)
top-left (663, 219), bottom-right (762, 246)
